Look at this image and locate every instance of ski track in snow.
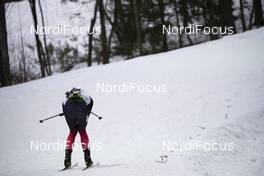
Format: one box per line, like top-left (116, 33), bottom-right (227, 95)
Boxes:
top-left (0, 28), bottom-right (264, 176)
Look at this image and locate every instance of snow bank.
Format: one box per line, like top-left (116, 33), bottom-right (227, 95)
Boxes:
top-left (0, 27), bottom-right (264, 176)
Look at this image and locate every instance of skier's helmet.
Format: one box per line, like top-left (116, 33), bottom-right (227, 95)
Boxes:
top-left (65, 87), bottom-right (82, 98)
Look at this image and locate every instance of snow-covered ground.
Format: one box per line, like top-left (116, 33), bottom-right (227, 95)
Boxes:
top-left (0, 28), bottom-right (264, 176)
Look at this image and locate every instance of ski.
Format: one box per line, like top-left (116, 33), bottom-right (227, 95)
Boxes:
top-left (82, 166), bottom-right (91, 171)
top-left (82, 161), bottom-right (100, 171)
top-left (82, 161), bottom-right (95, 171)
top-left (59, 162), bottom-right (78, 171)
top-left (82, 164), bottom-right (93, 171)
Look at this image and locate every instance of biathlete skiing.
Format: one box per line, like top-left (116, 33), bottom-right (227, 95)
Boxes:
top-left (62, 87), bottom-right (93, 169)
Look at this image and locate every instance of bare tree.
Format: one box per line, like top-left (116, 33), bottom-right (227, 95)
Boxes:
top-left (18, 4), bottom-right (27, 81)
top-left (38, 0), bottom-right (52, 75)
top-left (173, 0), bottom-right (183, 48)
top-left (132, 0), bottom-right (143, 54)
top-left (106, 1), bottom-right (117, 58)
top-left (249, 2), bottom-right (255, 29)
top-left (180, 0), bottom-right (193, 45)
top-left (219, 0), bottom-right (236, 33)
top-left (158, 0), bottom-right (168, 51)
top-left (203, 0), bottom-right (220, 40)
top-left (29, 0), bottom-right (47, 77)
top-left (253, 0), bottom-right (264, 26)
top-left (87, 2), bottom-right (98, 67)
top-left (98, 0), bottom-right (109, 64)
top-left (0, 1), bottom-right (12, 86)
top-left (239, 0), bottom-right (246, 31)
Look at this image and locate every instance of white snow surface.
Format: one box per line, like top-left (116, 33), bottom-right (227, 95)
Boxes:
top-left (1, 28), bottom-right (264, 176)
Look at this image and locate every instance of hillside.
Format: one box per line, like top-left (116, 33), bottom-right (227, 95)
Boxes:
top-left (0, 28), bottom-right (264, 176)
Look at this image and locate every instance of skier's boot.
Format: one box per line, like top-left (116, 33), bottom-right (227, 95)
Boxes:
top-left (84, 148), bottom-right (93, 168)
top-left (64, 149), bottom-right (72, 168)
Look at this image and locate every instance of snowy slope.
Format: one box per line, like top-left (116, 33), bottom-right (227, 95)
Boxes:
top-left (0, 28), bottom-right (264, 176)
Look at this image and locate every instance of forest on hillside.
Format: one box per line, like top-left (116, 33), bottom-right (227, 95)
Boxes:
top-left (0, 0), bottom-right (264, 87)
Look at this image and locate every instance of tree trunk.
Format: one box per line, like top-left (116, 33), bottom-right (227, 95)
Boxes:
top-left (87, 2), bottom-right (98, 67)
top-left (0, 2), bottom-right (12, 86)
top-left (29, 0), bottom-right (46, 77)
top-left (239, 0), bottom-right (246, 31)
top-left (114, 0), bottom-right (125, 43)
top-left (38, 0), bottom-right (52, 75)
top-left (18, 4), bottom-right (27, 82)
top-left (158, 0), bottom-right (168, 51)
top-left (181, 0), bottom-right (193, 45)
top-left (204, 0), bottom-right (219, 40)
top-left (173, 0), bottom-right (182, 48)
top-left (249, 3), bottom-right (255, 29)
top-left (219, 0), bottom-right (236, 34)
top-left (106, 1), bottom-right (118, 57)
top-left (253, 0), bottom-right (264, 26)
top-left (98, 0), bottom-right (109, 64)
top-left (132, 0), bottom-right (143, 54)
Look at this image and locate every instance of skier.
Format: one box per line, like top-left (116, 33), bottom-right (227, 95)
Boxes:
top-left (62, 87), bottom-right (93, 169)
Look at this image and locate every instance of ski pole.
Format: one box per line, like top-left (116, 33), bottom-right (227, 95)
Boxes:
top-left (39, 113), bottom-right (64, 123)
top-left (90, 112), bottom-right (102, 120)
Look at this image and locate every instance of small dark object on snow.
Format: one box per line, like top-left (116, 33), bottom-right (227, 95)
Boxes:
top-left (156, 155), bottom-right (168, 163)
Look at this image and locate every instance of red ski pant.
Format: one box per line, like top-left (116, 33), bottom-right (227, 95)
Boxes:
top-left (66, 129), bottom-right (89, 150)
